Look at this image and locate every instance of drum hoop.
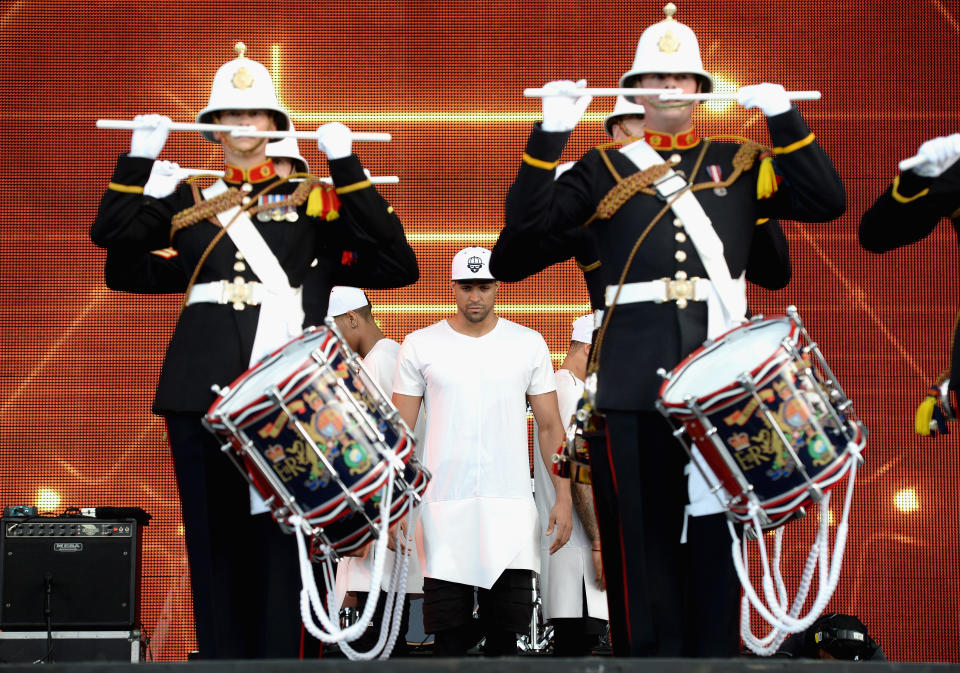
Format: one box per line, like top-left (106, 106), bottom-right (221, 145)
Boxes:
top-left (300, 459), bottom-right (393, 525)
top-left (206, 327), bottom-right (339, 425)
top-left (661, 349), bottom-right (795, 417)
top-left (658, 316), bottom-right (798, 408)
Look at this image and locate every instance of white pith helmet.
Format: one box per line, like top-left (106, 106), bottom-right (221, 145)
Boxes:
top-left (195, 42), bottom-right (292, 143)
top-left (603, 96), bottom-right (647, 138)
top-left (265, 128), bottom-right (309, 174)
top-left (618, 3), bottom-right (714, 93)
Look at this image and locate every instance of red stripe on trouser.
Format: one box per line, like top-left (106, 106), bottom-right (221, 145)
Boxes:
top-left (604, 422), bottom-right (633, 648)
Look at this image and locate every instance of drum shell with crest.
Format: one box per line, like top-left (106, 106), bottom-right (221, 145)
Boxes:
top-left (203, 325), bottom-right (429, 557)
top-left (656, 314), bottom-right (866, 529)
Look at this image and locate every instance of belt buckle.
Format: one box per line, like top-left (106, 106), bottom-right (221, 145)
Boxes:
top-left (220, 278), bottom-right (256, 311)
top-left (663, 277), bottom-right (698, 309)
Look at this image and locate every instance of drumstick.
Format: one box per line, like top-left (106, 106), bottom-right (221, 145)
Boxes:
top-left (96, 120), bottom-right (391, 143)
top-left (231, 129), bottom-right (392, 142)
top-left (659, 91), bottom-right (822, 102)
top-left (176, 168), bottom-right (226, 177)
top-left (96, 119), bottom-right (257, 134)
top-left (319, 176), bottom-right (399, 184)
top-left (523, 87), bottom-right (681, 98)
top-left (174, 168), bottom-right (399, 184)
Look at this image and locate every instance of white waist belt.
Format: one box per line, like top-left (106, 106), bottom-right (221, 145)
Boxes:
top-left (604, 278), bottom-right (711, 307)
top-left (186, 279), bottom-right (269, 308)
top-left (595, 278), bottom-right (711, 329)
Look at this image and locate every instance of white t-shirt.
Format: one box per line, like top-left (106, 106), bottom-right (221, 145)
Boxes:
top-left (334, 338), bottom-right (427, 605)
top-left (394, 317), bottom-right (556, 589)
top-left (532, 369), bottom-right (608, 620)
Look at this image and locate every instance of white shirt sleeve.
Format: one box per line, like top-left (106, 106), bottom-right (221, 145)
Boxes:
top-left (526, 335), bottom-right (557, 396)
top-left (392, 335), bottom-right (426, 397)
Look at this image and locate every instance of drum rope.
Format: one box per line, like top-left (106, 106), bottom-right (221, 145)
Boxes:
top-left (292, 468), bottom-right (396, 645)
top-left (339, 516), bottom-right (413, 660)
top-left (735, 454), bottom-right (859, 654)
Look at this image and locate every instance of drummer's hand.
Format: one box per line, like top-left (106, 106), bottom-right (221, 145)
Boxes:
top-left (591, 539), bottom-right (606, 591)
top-left (316, 122), bottom-right (353, 160)
top-left (541, 79), bottom-right (593, 133)
top-left (386, 517), bottom-right (408, 553)
top-left (545, 496), bottom-right (573, 554)
top-left (129, 114), bottom-right (171, 159)
top-left (912, 133), bottom-right (960, 178)
top-left (143, 160), bottom-right (182, 198)
top-left (737, 83), bottom-right (791, 117)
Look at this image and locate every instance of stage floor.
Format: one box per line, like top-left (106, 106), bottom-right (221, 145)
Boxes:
top-left (0, 658), bottom-right (957, 673)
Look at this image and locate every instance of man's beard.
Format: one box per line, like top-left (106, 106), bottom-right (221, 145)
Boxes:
top-left (463, 305), bottom-right (492, 323)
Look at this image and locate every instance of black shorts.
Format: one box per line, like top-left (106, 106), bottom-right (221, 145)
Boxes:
top-left (422, 569), bottom-right (534, 634)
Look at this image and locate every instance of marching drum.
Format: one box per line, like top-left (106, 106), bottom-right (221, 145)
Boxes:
top-left (656, 307), bottom-right (866, 531)
top-left (203, 324), bottom-right (429, 558)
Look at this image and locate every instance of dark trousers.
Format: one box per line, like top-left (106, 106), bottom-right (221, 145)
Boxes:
top-left (550, 616), bottom-right (606, 656)
top-left (422, 569), bottom-right (534, 656)
top-left (589, 410), bottom-right (739, 657)
top-left (165, 412), bottom-right (312, 659)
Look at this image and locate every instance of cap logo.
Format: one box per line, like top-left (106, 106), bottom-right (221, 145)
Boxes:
top-left (658, 29), bottom-right (680, 53)
top-left (467, 256), bottom-right (483, 273)
top-left (232, 66), bottom-right (254, 90)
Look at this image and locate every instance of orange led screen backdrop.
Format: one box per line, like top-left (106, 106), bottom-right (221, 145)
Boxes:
top-left (0, 0), bottom-right (958, 662)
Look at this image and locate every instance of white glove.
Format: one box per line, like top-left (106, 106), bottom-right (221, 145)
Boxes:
top-left (316, 122), bottom-right (353, 160)
top-left (143, 160), bottom-right (182, 198)
top-left (737, 83), bottom-right (791, 117)
top-left (541, 79), bottom-right (593, 132)
top-left (912, 133), bottom-right (960, 178)
top-left (129, 114), bottom-right (171, 159)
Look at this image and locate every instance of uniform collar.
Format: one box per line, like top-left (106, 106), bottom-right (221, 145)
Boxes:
top-left (223, 159), bottom-right (277, 186)
top-left (644, 127), bottom-right (700, 151)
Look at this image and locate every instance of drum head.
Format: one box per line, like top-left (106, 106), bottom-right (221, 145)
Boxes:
top-left (661, 317), bottom-right (794, 406)
top-left (208, 327), bottom-right (335, 423)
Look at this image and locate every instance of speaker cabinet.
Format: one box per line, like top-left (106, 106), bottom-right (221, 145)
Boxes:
top-left (0, 517), bottom-right (139, 629)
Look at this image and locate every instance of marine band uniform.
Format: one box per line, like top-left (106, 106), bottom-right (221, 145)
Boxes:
top-left (89, 44), bottom-right (417, 659)
top-left (490, 4), bottom-right (845, 657)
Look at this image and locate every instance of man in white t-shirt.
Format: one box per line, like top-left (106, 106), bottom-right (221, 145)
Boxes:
top-left (533, 314), bottom-right (608, 656)
top-left (392, 247), bottom-right (571, 656)
top-left (327, 285), bottom-right (426, 656)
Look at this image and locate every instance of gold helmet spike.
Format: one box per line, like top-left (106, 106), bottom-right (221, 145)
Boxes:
top-left (663, 2), bottom-right (677, 20)
top-left (235, 42), bottom-right (247, 59)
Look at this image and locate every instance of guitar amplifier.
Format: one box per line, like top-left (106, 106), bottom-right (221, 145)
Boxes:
top-left (0, 516), bottom-right (140, 629)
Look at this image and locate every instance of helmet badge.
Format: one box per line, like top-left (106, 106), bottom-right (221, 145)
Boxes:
top-left (231, 42), bottom-right (254, 90)
top-left (658, 3), bottom-right (680, 53)
top-left (658, 30), bottom-right (680, 53)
